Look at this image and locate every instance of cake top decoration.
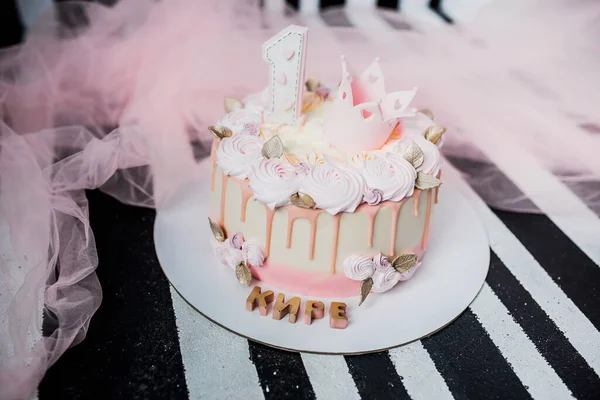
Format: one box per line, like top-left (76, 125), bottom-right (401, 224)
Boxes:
top-left (212, 25), bottom-right (447, 215)
top-left (324, 56), bottom-right (418, 154)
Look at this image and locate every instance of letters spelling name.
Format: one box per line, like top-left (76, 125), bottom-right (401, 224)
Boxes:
top-left (246, 286), bottom-right (348, 329)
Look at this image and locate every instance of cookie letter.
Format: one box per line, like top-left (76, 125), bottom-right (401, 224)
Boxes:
top-left (329, 302), bottom-right (348, 329)
top-left (304, 300), bottom-right (325, 325)
top-left (272, 293), bottom-right (301, 323)
top-left (246, 286), bottom-right (275, 316)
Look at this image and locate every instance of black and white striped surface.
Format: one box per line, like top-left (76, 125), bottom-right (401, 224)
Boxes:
top-left (8, 3), bottom-right (597, 400)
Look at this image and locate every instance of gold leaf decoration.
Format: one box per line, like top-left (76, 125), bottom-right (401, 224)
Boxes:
top-left (402, 140), bottom-right (424, 169)
top-left (391, 253), bottom-right (418, 273)
top-left (208, 125), bottom-right (232, 141)
top-left (290, 192), bottom-right (316, 209)
top-left (261, 135), bottom-right (284, 159)
top-left (208, 217), bottom-right (226, 242)
top-left (418, 109), bottom-right (435, 121)
top-left (224, 97), bottom-right (244, 113)
top-left (359, 277), bottom-right (373, 306)
top-left (235, 262), bottom-right (253, 286)
top-left (415, 172), bottom-right (442, 190)
top-left (306, 77), bottom-right (321, 92)
top-left (423, 125), bottom-right (446, 145)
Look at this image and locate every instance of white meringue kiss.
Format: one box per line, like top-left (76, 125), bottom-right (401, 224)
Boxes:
top-left (343, 255), bottom-right (375, 281)
top-left (361, 154), bottom-right (416, 202)
top-left (217, 108), bottom-right (262, 135)
top-left (363, 187), bottom-right (383, 205)
top-left (242, 239), bottom-right (266, 267)
top-left (301, 156), bottom-right (365, 215)
top-left (373, 253), bottom-right (391, 271)
top-left (230, 233), bottom-right (244, 250)
top-left (371, 267), bottom-right (401, 293)
top-left (218, 240), bottom-right (244, 269)
top-left (248, 159), bottom-right (301, 209)
top-left (394, 136), bottom-right (441, 176)
top-left (216, 135), bottom-right (264, 180)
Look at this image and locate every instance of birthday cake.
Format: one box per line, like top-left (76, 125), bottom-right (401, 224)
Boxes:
top-left (207, 26), bottom-right (446, 325)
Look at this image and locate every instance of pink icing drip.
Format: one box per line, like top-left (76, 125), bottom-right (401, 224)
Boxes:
top-left (286, 215), bottom-right (297, 248)
top-left (330, 214), bottom-right (342, 273)
top-left (413, 189), bottom-right (422, 217)
top-left (356, 203), bottom-right (381, 248)
top-left (240, 180), bottom-right (252, 222)
top-left (422, 190), bottom-right (433, 251)
top-left (210, 139), bottom-right (218, 191)
top-left (284, 206), bottom-right (324, 260)
top-left (219, 172), bottom-right (229, 225)
top-left (264, 206), bottom-right (275, 257)
top-left (387, 201), bottom-right (405, 257)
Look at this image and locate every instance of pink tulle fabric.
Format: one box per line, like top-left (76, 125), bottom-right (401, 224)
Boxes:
top-left (0, 0), bottom-right (599, 398)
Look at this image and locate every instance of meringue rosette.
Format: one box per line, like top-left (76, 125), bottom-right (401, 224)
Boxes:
top-left (300, 156), bottom-right (365, 215)
top-left (216, 135), bottom-right (264, 180)
top-left (361, 154), bottom-right (416, 202)
top-left (248, 159), bottom-right (301, 209)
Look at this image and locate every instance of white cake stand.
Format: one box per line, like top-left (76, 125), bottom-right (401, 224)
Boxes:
top-left (154, 160), bottom-right (489, 354)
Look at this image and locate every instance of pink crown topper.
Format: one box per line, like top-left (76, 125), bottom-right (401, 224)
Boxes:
top-left (324, 57), bottom-right (418, 154)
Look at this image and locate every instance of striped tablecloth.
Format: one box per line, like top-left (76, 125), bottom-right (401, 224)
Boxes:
top-left (28, 2), bottom-right (600, 400)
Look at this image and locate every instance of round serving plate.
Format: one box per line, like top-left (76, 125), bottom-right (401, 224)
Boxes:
top-left (154, 160), bottom-right (489, 354)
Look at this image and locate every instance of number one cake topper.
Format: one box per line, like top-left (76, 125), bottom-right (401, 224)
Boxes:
top-left (262, 25), bottom-right (308, 125)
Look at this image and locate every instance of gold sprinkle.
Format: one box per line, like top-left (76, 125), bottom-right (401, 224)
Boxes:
top-left (290, 192), bottom-right (316, 209)
top-left (305, 152), bottom-right (325, 165)
top-left (282, 152), bottom-right (302, 166)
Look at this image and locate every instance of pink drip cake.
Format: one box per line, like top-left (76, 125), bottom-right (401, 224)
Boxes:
top-left (206, 26), bottom-right (446, 323)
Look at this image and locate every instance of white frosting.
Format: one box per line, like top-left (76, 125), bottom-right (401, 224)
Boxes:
top-left (248, 159), bottom-right (301, 209)
top-left (214, 88), bottom-right (445, 211)
top-left (373, 253), bottom-right (391, 271)
top-left (301, 156), bottom-right (365, 215)
top-left (343, 252), bottom-right (421, 293)
top-left (343, 255), bottom-right (375, 281)
top-left (209, 236), bottom-right (222, 256)
top-left (242, 239), bottom-right (265, 267)
top-left (361, 154), bottom-right (416, 202)
top-left (216, 135), bottom-right (264, 180)
top-left (217, 108), bottom-right (262, 135)
top-left (218, 242), bottom-right (244, 269)
top-left (371, 267), bottom-right (401, 293)
top-left (230, 233), bottom-right (244, 250)
top-left (391, 136), bottom-right (440, 176)
top-left (363, 188), bottom-right (383, 206)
